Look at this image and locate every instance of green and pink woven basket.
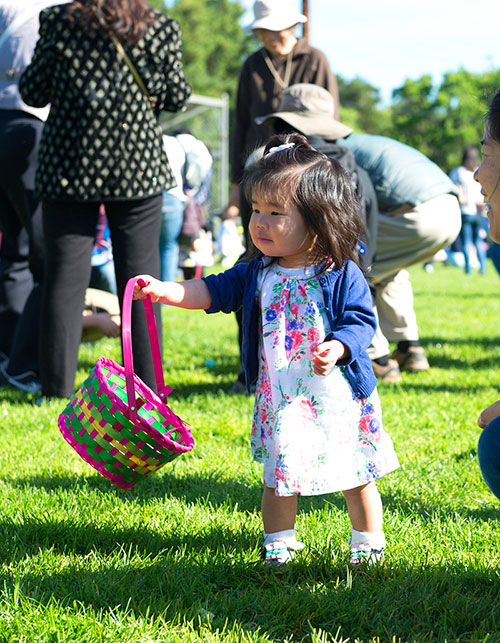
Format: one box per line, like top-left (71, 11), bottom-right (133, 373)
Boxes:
top-left (58, 277), bottom-right (194, 489)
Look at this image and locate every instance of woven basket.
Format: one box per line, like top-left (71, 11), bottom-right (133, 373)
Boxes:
top-left (58, 277), bottom-right (194, 489)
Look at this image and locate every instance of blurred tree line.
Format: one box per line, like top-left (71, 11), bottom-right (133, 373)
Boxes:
top-left (152, 0), bottom-right (500, 173)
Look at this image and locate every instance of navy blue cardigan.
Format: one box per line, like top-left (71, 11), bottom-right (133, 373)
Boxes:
top-left (202, 257), bottom-right (378, 399)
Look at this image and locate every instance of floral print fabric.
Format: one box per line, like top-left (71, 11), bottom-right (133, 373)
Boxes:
top-left (251, 264), bottom-right (399, 497)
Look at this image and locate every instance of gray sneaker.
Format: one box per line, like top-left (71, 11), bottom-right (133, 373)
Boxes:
top-left (0, 364), bottom-right (41, 394)
top-left (392, 346), bottom-right (430, 372)
top-left (371, 358), bottom-right (402, 383)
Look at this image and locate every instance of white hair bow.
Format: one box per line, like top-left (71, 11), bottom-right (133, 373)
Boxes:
top-left (265, 142), bottom-right (295, 156)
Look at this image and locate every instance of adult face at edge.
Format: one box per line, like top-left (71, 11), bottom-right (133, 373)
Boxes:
top-left (474, 91), bottom-right (500, 242)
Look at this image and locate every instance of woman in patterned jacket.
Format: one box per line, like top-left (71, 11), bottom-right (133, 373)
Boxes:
top-left (19, 0), bottom-right (191, 399)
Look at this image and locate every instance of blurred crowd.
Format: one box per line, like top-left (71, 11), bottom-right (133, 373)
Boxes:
top-left (3, 0), bottom-right (500, 570)
top-left (0, 0), bottom-right (494, 396)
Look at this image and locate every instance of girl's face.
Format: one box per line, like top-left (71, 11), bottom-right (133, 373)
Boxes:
top-left (253, 28), bottom-right (297, 56)
top-left (474, 124), bottom-right (500, 242)
top-left (249, 193), bottom-right (315, 268)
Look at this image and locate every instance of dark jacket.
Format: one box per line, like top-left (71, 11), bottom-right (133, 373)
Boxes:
top-left (308, 135), bottom-right (379, 270)
top-left (231, 38), bottom-right (338, 183)
top-left (203, 256), bottom-right (378, 399)
top-left (19, 4), bottom-right (191, 201)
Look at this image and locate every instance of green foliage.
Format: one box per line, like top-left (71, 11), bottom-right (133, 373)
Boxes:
top-left (337, 75), bottom-right (392, 135)
top-left (149, 0), bottom-right (500, 177)
top-left (160, 0), bottom-right (253, 98)
top-left (148, 0), bottom-right (165, 10)
top-left (390, 69), bottom-right (500, 171)
top-left (1, 262), bottom-right (500, 640)
top-left (389, 74), bottom-right (437, 157)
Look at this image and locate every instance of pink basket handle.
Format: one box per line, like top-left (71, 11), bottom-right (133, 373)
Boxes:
top-left (122, 277), bottom-right (169, 422)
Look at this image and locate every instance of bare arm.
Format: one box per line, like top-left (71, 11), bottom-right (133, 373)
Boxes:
top-left (82, 311), bottom-right (120, 337)
top-left (133, 275), bottom-right (212, 309)
top-left (478, 400), bottom-right (500, 429)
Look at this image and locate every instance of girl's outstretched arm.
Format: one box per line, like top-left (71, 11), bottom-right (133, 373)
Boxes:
top-left (133, 275), bottom-right (212, 310)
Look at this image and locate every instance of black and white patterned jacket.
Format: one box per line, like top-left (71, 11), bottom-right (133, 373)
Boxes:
top-left (19, 4), bottom-right (191, 201)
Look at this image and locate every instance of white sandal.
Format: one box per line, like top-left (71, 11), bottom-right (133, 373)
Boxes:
top-left (261, 539), bottom-right (304, 566)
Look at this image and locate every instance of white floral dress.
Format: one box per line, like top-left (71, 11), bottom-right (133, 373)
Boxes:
top-left (251, 263), bottom-right (399, 497)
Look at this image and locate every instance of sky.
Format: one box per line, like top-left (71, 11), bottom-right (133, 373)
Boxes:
top-left (239, 0), bottom-right (500, 104)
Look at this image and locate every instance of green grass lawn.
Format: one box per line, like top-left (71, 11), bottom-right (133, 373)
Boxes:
top-left (1, 261), bottom-right (500, 642)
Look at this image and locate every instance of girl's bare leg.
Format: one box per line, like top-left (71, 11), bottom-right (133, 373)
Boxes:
top-left (261, 485), bottom-right (297, 533)
top-left (342, 481), bottom-right (383, 532)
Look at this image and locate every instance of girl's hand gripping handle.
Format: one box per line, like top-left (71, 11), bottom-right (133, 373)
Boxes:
top-left (122, 277), bottom-right (170, 422)
top-left (133, 275), bottom-right (169, 303)
top-left (133, 273), bottom-right (212, 310)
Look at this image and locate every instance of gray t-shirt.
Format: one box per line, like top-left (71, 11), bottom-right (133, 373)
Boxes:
top-left (0, 0), bottom-right (68, 119)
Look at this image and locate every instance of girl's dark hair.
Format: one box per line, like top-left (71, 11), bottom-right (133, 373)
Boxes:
top-left (241, 133), bottom-right (362, 271)
top-left (271, 117), bottom-right (297, 136)
top-left (66, 0), bottom-right (154, 45)
top-left (488, 90), bottom-right (500, 144)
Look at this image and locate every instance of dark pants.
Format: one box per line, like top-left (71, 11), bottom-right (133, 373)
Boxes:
top-left (0, 109), bottom-right (45, 373)
top-left (460, 213), bottom-right (487, 274)
top-left (488, 242), bottom-right (500, 276)
top-left (41, 196), bottom-right (163, 398)
top-left (478, 416), bottom-right (500, 501)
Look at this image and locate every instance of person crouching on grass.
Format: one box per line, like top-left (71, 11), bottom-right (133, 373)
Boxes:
top-left (133, 133), bottom-right (400, 566)
top-left (475, 89), bottom-right (500, 501)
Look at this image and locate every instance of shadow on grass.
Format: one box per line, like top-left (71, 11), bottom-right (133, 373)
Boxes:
top-left (0, 383), bottom-right (37, 402)
top-left (74, 357), bottom-right (241, 380)
top-left (1, 515), bottom-right (499, 641)
top-left (6, 469), bottom-right (350, 519)
top-left (7, 467), bottom-right (500, 527)
top-left (163, 380), bottom-right (245, 398)
top-left (375, 335), bottom-right (499, 374)
top-left (0, 515), bottom-right (258, 564)
top-left (377, 380), bottom-right (495, 394)
top-left (74, 355), bottom-right (242, 400)
top-left (415, 288), bottom-right (500, 300)
top-left (421, 335), bottom-right (500, 349)
top-left (380, 490), bottom-right (500, 523)
top-left (424, 355), bottom-right (500, 372)
top-left (8, 469), bottom-right (260, 509)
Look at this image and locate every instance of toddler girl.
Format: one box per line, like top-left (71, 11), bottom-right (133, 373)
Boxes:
top-left (133, 133), bottom-right (399, 565)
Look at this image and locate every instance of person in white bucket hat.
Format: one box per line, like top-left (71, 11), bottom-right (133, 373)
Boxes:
top-left (226, 0), bottom-right (339, 235)
top-left (245, 0), bottom-right (307, 32)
